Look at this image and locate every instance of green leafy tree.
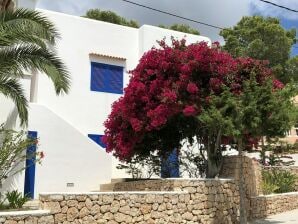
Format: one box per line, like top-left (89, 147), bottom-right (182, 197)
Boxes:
top-left (84, 9), bottom-right (139, 28)
top-left (220, 16), bottom-right (296, 83)
top-left (0, 126), bottom-right (42, 186)
top-left (284, 56), bottom-right (298, 83)
top-left (159, 24), bottom-right (200, 35)
top-left (0, 8), bottom-right (70, 125)
top-left (203, 75), bottom-right (297, 223)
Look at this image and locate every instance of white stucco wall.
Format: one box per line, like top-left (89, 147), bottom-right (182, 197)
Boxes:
top-left (36, 10), bottom-right (139, 136)
top-left (28, 104), bottom-right (112, 194)
top-left (0, 8), bottom-right (211, 196)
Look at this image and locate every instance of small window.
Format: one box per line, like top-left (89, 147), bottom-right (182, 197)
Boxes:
top-left (90, 62), bottom-right (123, 94)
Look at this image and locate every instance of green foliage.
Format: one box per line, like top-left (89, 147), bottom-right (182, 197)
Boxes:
top-left (0, 192), bottom-right (7, 210)
top-left (5, 190), bottom-right (29, 209)
top-left (199, 72), bottom-right (297, 177)
top-left (0, 126), bottom-right (41, 185)
top-left (117, 144), bottom-right (207, 179)
top-left (220, 16), bottom-right (296, 83)
top-left (116, 153), bottom-right (160, 178)
top-left (0, 8), bottom-right (70, 125)
top-left (261, 181), bottom-right (279, 195)
top-left (179, 141), bottom-right (207, 178)
top-left (159, 24), bottom-right (200, 35)
top-left (262, 169), bottom-right (297, 194)
top-left (84, 9), bottom-right (139, 28)
top-left (284, 56), bottom-right (298, 83)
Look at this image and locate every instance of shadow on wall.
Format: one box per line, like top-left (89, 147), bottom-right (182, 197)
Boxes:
top-left (3, 107), bottom-right (18, 130)
top-left (1, 167), bottom-right (25, 195)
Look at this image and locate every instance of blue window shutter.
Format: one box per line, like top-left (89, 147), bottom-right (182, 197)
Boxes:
top-left (88, 134), bottom-right (106, 149)
top-left (91, 62), bottom-right (123, 94)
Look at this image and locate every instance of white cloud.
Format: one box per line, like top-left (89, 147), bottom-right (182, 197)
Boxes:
top-left (250, 0), bottom-right (298, 20)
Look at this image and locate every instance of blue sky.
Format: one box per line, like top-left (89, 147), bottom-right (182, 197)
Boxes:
top-left (37, 0), bottom-right (297, 56)
top-left (281, 19), bottom-right (298, 56)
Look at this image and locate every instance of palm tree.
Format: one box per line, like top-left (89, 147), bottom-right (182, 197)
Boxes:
top-left (0, 8), bottom-right (70, 125)
top-left (0, 0), bottom-right (14, 11)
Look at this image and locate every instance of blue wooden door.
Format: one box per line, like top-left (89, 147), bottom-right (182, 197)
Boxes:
top-left (161, 148), bottom-right (180, 178)
top-left (24, 131), bottom-right (37, 198)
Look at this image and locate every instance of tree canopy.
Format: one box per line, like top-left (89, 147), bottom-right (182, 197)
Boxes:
top-left (103, 39), bottom-right (297, 163)
top-left (84, 9), bottom-right (139, 28)
top-left (84, 8), bottom-right (201, 35)
top-left (220, 16), bottom-right (297, 83)
top-left (159, 24), bottom-right (200, 35)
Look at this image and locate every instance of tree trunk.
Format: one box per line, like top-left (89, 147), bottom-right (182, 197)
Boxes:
top-left (238, 138), bottom-right (247, 224)
top-left (0, 0), bottom-right (14, 11)
top-left (206, 130), bottom-right (223, 178)
top-left (206, 154), bottom-right (220, 178)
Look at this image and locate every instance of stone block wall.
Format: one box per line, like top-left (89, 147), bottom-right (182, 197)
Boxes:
top-left (220, 156), bottom-right (263, 197)
top-left (219, 155), bottom-right (263, 218)
top-left (37, 179), bottom-right (240, 224)
top-left (250, 192), bottom-right (298, 219)
top-left (0, 210), bottom-right (54, 224)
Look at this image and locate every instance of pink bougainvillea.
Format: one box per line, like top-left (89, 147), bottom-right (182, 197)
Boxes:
top-left (103, 39), bottom-right (279, 160)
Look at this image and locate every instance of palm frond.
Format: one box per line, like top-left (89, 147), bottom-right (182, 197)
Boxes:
top-left (0, 25), bottom-right (47, 48)
top-left (0, 44), bottom-right (70, 94)
top-left (0, 8), bottom-right (59, 45)
top-left (0, 76), bottom-right (28, 126)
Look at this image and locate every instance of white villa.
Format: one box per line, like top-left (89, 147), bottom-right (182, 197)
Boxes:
top-left (0, 0), bottom-right (211, 198)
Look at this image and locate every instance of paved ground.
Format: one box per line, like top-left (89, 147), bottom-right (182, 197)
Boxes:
top-left (252, 209), bottom-right (298, 223)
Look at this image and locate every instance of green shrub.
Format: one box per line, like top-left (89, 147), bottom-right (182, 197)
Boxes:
top-left (0, 126), bottom-right (41, 186)
top-left (262, 169), bottom-right (297, 194)
top-left (0, 193), bottom-right (8, 210)
top-left (261, 181), bottom-right (279, 195)
top-left (5, 190), bottom-right (29, 209)
top-left (84, 9), bottom-right (139, 28)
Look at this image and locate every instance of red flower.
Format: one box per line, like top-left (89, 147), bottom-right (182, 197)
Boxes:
top-left (162, 89), bottom-right (177, 102)
top-left (183, 105), bottom-right (197, 116)
top-left (130, 118), bottom-right (143, 132)
top-left (273, 79), bottom-right (284, 89)
top-left (186, 83), bottom-right (199, 94)
top-left (40, 151), bottom-right (45, 159)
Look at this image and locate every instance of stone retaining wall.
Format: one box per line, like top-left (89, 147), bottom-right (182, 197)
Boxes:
top-left (0, 210), bottom-right (54, 224)
top-left (37, 179), bottom-right (240, 224)
top-left (250, 192), bottom-right (298, 219)
top-left (220, 155), bottom-right (263, 197)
